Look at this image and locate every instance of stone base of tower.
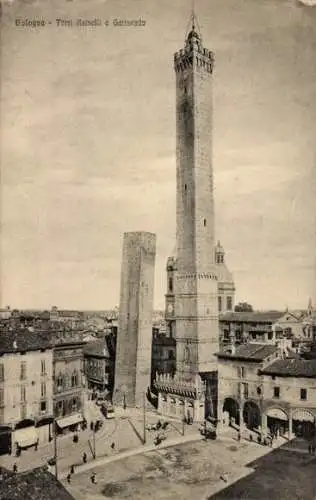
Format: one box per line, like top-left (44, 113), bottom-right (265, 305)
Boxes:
top-left (154, 373), bottom-right (206, 424)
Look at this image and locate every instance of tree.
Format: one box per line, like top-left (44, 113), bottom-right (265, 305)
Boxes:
top-left (234, 302), bottom-right (253, 312)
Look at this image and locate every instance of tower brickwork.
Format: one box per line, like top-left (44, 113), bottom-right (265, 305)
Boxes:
top-left (113, 231), bottom-right (156, 408)
top-left (174, 26), bottom-right (219, 379)
top-left (155, 16), bottom-right (220, 423)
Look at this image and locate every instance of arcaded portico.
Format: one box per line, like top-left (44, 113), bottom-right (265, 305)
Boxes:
top-left (156, 373), bottom-right (206, 422)
top-left (218, 345), bottom-right (316, 440)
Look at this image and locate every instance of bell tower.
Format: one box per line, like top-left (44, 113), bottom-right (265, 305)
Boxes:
top-left (155, 12), bottom-right (219, 424)
top-left (174, 15), bottom-right (219, 380)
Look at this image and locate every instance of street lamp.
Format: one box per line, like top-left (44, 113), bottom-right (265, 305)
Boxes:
top-left (53, 420), bottom-right (58, 479)
top-left (143, 391), bottom-right (146, 444)
top-left (120, 384), bottom-right (128, 410)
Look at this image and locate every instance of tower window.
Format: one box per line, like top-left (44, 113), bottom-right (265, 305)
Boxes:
top-left (218, 296), bottom-right (222, 312)
top-left (273, 387), bottom-right (280, 399)
top-left (168, 277), bottom-right (173, 293)
top-left (184, 346), bottom-right (190, 363)
top-left (300, 388), bottom-right (307, 401)
top-left (227, 297), bottom-right (232, 311)
top-left (184, 183), bottom-right (187, 191)
top-left (203, 218), bottom-right (207, 227)
top-left (184, 86), bottom-right (187, 94)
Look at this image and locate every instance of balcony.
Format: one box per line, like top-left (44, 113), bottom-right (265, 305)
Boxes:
top-left (54, 386), bottom-right (82, 398)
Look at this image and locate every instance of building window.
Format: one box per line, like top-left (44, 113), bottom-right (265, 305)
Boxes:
top-left (71, 371), bottom-right (78, 388)
top-left (20, 404), bottom-right (27, 420)
top-left (57, 374), bottom-right (63, 391)
top-left (72, 398), bottom-right (78, 411)
top-left (168, 350), bottom-right (174, 360)
top-left (0, 388), bottom-right (4, 407)
top-left (184, 346), bottom-right (190, 363)
top-left (0, 364), bottom-right (4, 382)
top-left (169, 277), bottom-right (173, 293)
top-left (273, 387), bottom-right (280, 399)
top-left (227, 296), bottom-right (232, 311)
top-left (300, 388), bottom-right (307, 401)
top-left (184, 183), bottom-right (187, 191)
top-left (268, 332), bottom-right (273, 340)
top-left (41, 360), bottom-right (46, 375)
top-left (203, 218), bottom-right (207, 227)
top-left (240, 367), bottom-right (245, 379)
top-left (41, 382), bottom-right (46, 398)
top-left (218, 296), bottom-right (222, 312)
top-left (20, 386), bottom-right (26, 403)
top-left (40, 400), bottom-right (46, 413)
top-left (243, 382), bottom-right (249, 399)
top-left (20, 362), bottom-right (27, 381)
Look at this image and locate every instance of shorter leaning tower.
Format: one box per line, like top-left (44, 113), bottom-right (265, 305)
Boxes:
top-left (113, 232), bottom-right (156, 408)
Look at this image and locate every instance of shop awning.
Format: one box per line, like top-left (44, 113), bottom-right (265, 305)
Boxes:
top-left (266, 408), bottom-right (288, 421)
top-left (14, 426), bottom-right (38, 448)
top-left (292, 410), bottom-right (315, 423)
top-left (56, 413), bottom-right (83, 429)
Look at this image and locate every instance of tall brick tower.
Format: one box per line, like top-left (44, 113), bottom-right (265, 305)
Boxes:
top-left (175, 17), bottom-right (218, 376)
top-left (155, 15), bottom-right (219, 422)
top-left (113, 232), bottom-right (156, 408)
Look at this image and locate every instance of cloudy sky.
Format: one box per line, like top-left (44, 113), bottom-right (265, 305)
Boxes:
top-left (1, 0), bottom-right (315, 311)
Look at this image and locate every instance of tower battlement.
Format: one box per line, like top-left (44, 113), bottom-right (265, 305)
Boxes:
top-left (174, 30), bottom-right (214, 74)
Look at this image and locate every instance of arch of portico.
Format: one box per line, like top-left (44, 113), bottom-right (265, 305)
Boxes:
top-left (292, 409), bottom-right (316, 439)
top-left (263, 406), bottom-right (289, 438)
top-left (243, 400), bottom-right (261, 430)
top-left (222, 397), bottom-right (240, 426)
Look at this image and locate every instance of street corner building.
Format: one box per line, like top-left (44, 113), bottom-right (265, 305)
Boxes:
top-left (217, 343), bottom-right (316, 441)
top-left (154, 17), bottom-right (220, 424)
top-left (0, 329), bottom-right (54, 456)
top-left (113, 232), bottom-right (157, 409)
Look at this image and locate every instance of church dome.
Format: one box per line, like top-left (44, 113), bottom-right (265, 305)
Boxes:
top-left (216, 262), bottom-right (234, 284)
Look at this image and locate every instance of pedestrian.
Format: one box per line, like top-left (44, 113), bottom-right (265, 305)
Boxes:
top-left (111, 442), bottom-right (115, 450)
top-left (70, 464), bottom-right (75, 474)
top-left (13, 463), bottom-right (17, 473)
top-left (312, 444), bottom-right (315, 455)
top-left (90, 421), bottom-right (94, 431)
top-left (91, 472), bottom-right (97, 484)
top-left (35, 440), bottom-right (38, 451)
top-left (83, 452), bottom-right (87, 464)
top-left (237, 431), bottom-right (241, 442)
top-left (308, 444), bottom-right (312, 454)
top-left (67, 473), bottom-right (71, 484)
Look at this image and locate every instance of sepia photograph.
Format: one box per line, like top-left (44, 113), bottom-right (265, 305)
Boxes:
top-left (0, 0), bottom-right (316, 498)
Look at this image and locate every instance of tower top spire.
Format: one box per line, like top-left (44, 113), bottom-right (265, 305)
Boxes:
top-left (185, 0), bottom-right (202, 45)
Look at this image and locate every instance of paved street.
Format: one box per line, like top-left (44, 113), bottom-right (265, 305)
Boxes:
top-left (60, 427), bottom-right (295, 500)
top-left (0, 402), bottom-right (200, 476)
